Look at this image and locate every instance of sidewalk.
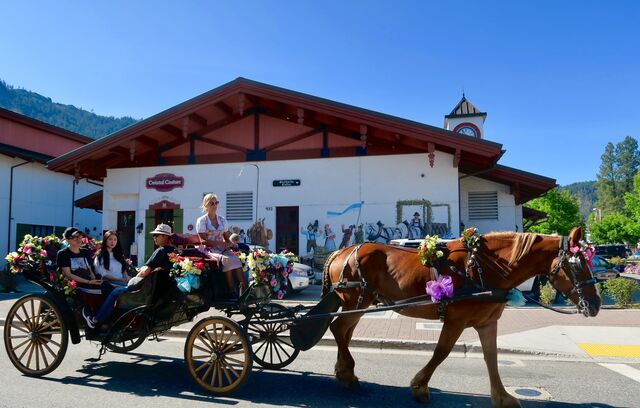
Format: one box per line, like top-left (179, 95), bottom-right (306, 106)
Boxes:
top-left (1, 278), bottom-right (639, 359)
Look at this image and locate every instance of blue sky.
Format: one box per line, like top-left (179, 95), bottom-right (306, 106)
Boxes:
top-left (2, 1), bottom-right (638, 186)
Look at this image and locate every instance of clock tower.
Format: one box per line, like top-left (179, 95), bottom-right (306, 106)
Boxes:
top-left (444, 94), bottom-right (487, 139)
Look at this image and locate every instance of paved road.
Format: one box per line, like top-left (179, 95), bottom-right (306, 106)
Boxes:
top-left (0, 332), bottom-right (638, 408)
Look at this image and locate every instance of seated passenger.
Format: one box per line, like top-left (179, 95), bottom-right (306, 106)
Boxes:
top-left (82, 224), bottom-right (176, 329)
top-left (196, 193), bottom-right (247, 297)
top-left (93, 230), bottom-right (130, 287)
top-left (230, 233), bottom-right (250, 254)
top-left (57, 227), bottom-right (103, 296)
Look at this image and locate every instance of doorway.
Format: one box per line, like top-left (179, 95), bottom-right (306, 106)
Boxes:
top-left (276, 206), bottom-right (299, 253)
top-left (117, 211), bottom-right (135, 258)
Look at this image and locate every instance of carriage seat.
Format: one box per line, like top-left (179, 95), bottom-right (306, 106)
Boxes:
top-left (116, 269), bottom-right (161, 308)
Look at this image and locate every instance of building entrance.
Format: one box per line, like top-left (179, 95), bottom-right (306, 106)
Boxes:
top-left (275, 206), bottom-right (299, 253)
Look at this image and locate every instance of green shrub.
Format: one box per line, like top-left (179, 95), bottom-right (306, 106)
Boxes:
top-left (609, 257), bottom-right (625, 265)
top-left (539, 282), bottom-right (556, 306)
top-left (602, 278), bottom-right (639, 307)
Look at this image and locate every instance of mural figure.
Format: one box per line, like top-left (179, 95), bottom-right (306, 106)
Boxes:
top-left (365, 221), bottom-right (397, 243)
top-left (238, 229), bottom-right (248, 244)
top-left (324, 224), bottom-right (337, 251)
top-left (301, 222), bottom-right (319, 255)
top-left (354, 224), bottom-right (364, 244)
top-left (247, 218), bottom-right (273, 249)
top-left (339, 224), bottom-right (355, 249)
top-left (410, 212), bottom-right (424, 238)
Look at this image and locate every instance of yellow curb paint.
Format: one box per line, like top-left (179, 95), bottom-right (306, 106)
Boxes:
top-left (578, 344), bottom-right (640, 357)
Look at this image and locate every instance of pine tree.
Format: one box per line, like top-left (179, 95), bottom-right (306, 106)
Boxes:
top-left (616, 136), bottom-right (640, 196)
top-left (595, 142), bottom-right (620, 214)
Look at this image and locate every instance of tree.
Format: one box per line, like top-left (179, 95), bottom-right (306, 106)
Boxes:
top-left (588, 213), bottom-right (637, 244)
top-left (525, 188), bottom-right (583, 235)
top-left (595, 136), bottom-right (640, 215)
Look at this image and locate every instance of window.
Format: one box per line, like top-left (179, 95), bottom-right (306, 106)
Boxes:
top-left (468, 191), bottom-right (498, 220)
top-left (226, 191), bottom-right (254, 221)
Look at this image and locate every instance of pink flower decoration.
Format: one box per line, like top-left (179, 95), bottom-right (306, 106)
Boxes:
top-left (71, 280), bottom-right (77, 289)
top-left (425, 275), bottom-right (454, 302)
top-left (49, 272), bottom-right (55, 282)
top-left (569, 246), bottom-right (580, 254)
top-left (270, 278), bottom-right (277, 287)
top-left (277, 291), bottom-right (284, 300)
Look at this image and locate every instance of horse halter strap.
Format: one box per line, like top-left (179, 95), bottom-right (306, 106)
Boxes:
top-left (548, 236), bottom-right (597, 316)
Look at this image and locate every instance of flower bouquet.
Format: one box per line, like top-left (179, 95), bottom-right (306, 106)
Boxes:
top-left (238, 248), bottom-right (293, 300)
top-left (418, 235), bottom-right (444, 267)
top-left (168, 253), bottom-right (205, 293)
top-left (5, 234), bottom-right (62, 274)
top-left (461, 227), bottom-right (480, 249)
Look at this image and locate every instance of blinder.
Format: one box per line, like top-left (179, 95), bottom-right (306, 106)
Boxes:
top-left (547, 236), bottom-right (597, 316)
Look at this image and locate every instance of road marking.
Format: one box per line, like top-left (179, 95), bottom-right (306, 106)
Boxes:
top-left (578, 343), bottom-right (640, 357)
top-left (416, 322), bottom-right (443, 331)
top-left (598, 363), bottom-right (640, 384)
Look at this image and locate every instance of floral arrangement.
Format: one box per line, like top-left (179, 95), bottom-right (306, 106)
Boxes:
top-left (237, 248), bottom-right (292, 299)
top-left (48, 269), bottom-right (77, 296)
top-left (81, 237), bottom-right (101, 259)
top-left (425, 275), bottom-right (454, 302)
top-left (5, 234), bottom-right (62, 273)
top-left (569, 245), bottom-right (595, 268)
top-left (168, 253), bottom-right (205, 293)
top-left (461, 227), bottom-right (480, 249)
top-left (418, 235), bottom-right (444, 267)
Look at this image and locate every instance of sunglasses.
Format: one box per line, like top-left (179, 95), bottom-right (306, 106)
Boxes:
top-left (210, 201), bottom-right (220, 205)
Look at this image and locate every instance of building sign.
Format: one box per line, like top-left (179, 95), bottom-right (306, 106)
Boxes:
top-left (272, 179), bottom-right (301, 187)
top-left (146, 173), bottom-right (184, 192)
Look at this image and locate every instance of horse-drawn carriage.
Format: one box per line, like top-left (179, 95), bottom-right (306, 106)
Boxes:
top-left (3, 233), bottom-right (307, 394)
top-left (4, 227), bottom-right (601, 407)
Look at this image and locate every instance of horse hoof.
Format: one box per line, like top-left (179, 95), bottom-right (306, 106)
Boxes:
top-left (411, 386), bottom-right (430, 403)
top-left (336, 375), bottom-right (360, 390)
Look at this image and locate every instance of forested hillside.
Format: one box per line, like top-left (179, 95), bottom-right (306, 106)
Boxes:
top-left (560, 180), bottom-right (596, 221)
top-left (0, 80), bottom-right (138, 139)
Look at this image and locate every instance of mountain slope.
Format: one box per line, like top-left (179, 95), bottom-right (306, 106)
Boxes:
top-left (0, 80), bottom-right (138, 139)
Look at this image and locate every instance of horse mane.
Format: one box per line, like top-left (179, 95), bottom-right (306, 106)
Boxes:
top-left (483, 231), bottom-right (540, 266)
top-left (321, 249), bottom-right (343, 297)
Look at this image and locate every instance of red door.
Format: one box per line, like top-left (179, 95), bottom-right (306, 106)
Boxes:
top-left (276, 206), bottom-right (299, 253)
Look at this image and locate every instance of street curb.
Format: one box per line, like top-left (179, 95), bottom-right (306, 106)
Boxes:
top-left (0, 316), bottom-right (572, 357)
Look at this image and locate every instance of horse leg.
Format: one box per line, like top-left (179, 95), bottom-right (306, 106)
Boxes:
top-left (475, 321), bottom-right (521, 408)
top-left (410, 320), bottom-right (465, 403)
top-left (330, 313), bottom-right (363, 389)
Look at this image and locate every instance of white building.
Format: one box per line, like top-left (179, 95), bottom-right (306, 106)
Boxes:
top-left (48, 78), bottom-right (555, 263)
top-left (0, 108), bottom-right (102, 267)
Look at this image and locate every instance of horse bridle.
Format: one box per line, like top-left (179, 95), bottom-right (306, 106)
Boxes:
top-left (547, 236), bottom-right (598, 316)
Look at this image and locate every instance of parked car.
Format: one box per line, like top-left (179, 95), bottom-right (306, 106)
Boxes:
top-left (594, 244), bottom-right (631, 259)
top-left (248, 245), bottom-right (312, 294)
top-left (590, 255), bottom-right (621, 281)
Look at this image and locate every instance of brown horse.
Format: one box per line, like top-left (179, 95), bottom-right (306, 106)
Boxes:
top-left (321, 227), bottom-right (600, 408)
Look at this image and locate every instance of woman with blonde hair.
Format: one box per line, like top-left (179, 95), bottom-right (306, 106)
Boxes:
top-left (196, 193), bottom-right (247, 297)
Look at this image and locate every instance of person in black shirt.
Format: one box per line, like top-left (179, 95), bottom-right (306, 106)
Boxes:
top-left (83, 224), bottom-right (177, 329)
top-left (57, 227), bottom-right (102, 295)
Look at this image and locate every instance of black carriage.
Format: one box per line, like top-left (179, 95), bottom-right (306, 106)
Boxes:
top-left (2, 236), bottom-right (308, 395)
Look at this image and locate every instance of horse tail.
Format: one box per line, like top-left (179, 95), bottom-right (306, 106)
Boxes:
top-left (321, 249), bottom-right (343, 298)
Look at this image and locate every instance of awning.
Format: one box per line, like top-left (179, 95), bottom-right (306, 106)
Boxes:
top-left (74, 190), bottom-right (103, 211)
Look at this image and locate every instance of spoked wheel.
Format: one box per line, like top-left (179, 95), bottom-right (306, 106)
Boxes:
top-left (105, 335), bottom-right (146, 353)
top-left (245, 303), bottom-right (300, 369)
top-left (103, 312), bottom-right (147, 353)
top-left (184, 316), bottom-right (252, 395)
top-left (3, 294), bottom-right (68, 376)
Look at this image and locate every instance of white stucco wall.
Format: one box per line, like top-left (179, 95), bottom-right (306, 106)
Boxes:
top-left (459, 175), bottom-right (523, 233)
top-left (0, 155), bottom-right (102, 265)
top-left (103, 152), bottom-right (460, 258)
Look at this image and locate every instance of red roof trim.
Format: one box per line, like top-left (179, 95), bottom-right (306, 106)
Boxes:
top-left (0, 107), bottom-right (93, 144)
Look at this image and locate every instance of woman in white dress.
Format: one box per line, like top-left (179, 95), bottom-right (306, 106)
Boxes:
top-left (93, 230), bottom-right (130, 287)
top-left (196, 193), bottom-right (246, 296)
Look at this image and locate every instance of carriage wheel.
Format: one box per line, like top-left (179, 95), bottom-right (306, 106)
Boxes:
top-left (3, 294), bottom-right (68, 376)
top-left (184, 317), bottom-right (252, 394)
top-left (245, 303), bottom-right (300, 369)
top-left (105, 335), bottom-right (146, 353)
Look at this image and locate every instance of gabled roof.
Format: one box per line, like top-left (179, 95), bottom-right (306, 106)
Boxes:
top-left (47, 77), bottom-right (504, 180)
top-left (476, 164), bottom-right (557, 204)
top-left (0, 107), bottom-right (92, 163)
top-left (445, 95), bottom-right (487, 119)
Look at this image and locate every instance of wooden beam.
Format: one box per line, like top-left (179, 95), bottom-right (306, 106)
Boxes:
top-left (453, 149), bottom-right (461, 168)
top-left (189, 113), bottom-right (208, 128)
top-left (215, 101), bottom-right (234, 116)
top-left (193, 112), bottom-right (247, 137)
top-left (109, 146), bottom-right (130, 157)
top-left (263, 128), bottom-right (322, 152)
top-left (136, 135), bottom-right (159, 149)
top-left (160, 124), bottom-right (183, 140)
top-left (197, 136), bottom-right (249, 153)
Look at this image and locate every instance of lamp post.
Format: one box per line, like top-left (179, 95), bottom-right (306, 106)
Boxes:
top-left (592, 207), bottom-right (602, 223)
top-left (239, 163), bottom-right (260, 224)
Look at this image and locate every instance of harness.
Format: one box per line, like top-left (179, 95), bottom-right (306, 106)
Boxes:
top-left (330, 233), bottom-right (598, 320)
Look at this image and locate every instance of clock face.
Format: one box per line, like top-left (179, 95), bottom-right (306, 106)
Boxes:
top-left (457, 126), bottom-right (477, 137)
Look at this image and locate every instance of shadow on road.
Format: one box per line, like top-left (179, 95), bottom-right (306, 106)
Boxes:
top-left (33, 351), bottom-right (617, 408)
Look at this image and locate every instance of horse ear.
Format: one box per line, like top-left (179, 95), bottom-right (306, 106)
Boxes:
top-left (568, 227), bottom-right (583, 247)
